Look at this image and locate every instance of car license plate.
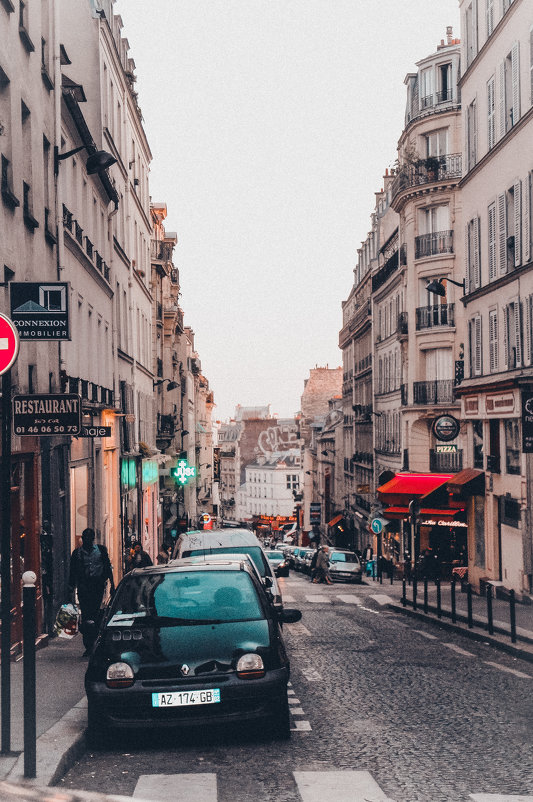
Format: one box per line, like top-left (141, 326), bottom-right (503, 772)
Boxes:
top-left (152, 689), bottom-right (221, 708)
top-left (152, 688), bottom-right (220, 707)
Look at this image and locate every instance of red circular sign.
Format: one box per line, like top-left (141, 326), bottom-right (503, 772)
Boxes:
top-left (0, 313), bottom-right (20, 375)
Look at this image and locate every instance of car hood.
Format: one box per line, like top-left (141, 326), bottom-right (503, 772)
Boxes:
top-left (330, 562), bottom-right (361, 571)
top-left (92, 619), bottom-right (273, 678)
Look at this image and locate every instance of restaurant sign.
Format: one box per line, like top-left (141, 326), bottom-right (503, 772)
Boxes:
top-left (13, 393), bottom-right (81, 435)
top-left (432, 415), bottom-right (460, 442)
top-left (522, 391), bottom-right (533, 453)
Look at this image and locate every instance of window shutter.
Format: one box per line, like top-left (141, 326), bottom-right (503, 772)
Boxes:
top-left (487, 76), bottom-right (495, 149)
top-left (465, 223), bottom-right (472, 291)
top-left (498, 61), bottom-right (506, 139)
top-left (488, 203), bottom-right (497, 281)
top-left (475, 316), bottom-right (482, 376)
top-left (525, 295), bottom-right (532, 366)
top-left (498, 192), bottom-right (507, 274)
top-left (511, 42), bottom-right (520, 126)
top-left (514, 301), bottom-right (522, 367)
top-left (487, 0), bottom-right (494, 36)
top-left (474, 216), bottom-right (481, 287)
top-left (514, 179), bottom-right (522, 267)
top-left (524, 173), bottom-right (531, 263)
top-left (530, 27), bottom-right (533, 107)
top-left (472, 0), bottom-right (478, 55)
top-left (503, 305), bottom-right (509, 368)
top-left (489, 310), bottom-right (498, 372)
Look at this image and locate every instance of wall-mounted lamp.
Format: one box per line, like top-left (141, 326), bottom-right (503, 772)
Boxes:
top-left (321, 450), bottom-right (333, 456)
top-left (153, 378), bottom-right (179, 391)
top-left (426, 277), bottom-right (465, 297)
top-left (54, 144), bottom-right (117, 176)
top-left (305, 470), bottom-right (317, 475)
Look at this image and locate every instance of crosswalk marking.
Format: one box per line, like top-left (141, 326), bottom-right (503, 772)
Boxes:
top-left (133, 773), bottom-right (217, 802)
top-left (290, 707), bottom-right (305, 715)
top-left (291, 720), bottom-right (312, 731)
top-left (336, 594), bottom-right (362, 604)
top-left (306, 595), bottom-right (331, 603)
top-left (442, 643), bottom-right (475, 658)
top-left (282, 594), bottom-right (296, 603)
top-left (287, 621), bottom-right (311, 636)
top-left (369, 594), bottom-right (394, 605)
top-left (470, 795), bottom-right (533, 801)
top-left (483, 661), bottom-right (532, 679)
top-left (288, 697), bottom-right (300, 704)
top-left (300, 667), bottom-right (323, 682)
top-left (413, 629), bottom-right (438, 640)
top-left (293, 770), bottom-right (392, 802)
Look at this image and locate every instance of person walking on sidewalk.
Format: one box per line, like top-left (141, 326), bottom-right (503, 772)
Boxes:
top-left (68, 528), bottom-right (115, 656)
top-left (313, 546), bottom-right (333, 585)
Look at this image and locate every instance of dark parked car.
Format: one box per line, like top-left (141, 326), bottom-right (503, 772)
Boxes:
top-left (85, 559), bottom-right (302, 744)
top-left (264, 550), bottom-right (290, 578)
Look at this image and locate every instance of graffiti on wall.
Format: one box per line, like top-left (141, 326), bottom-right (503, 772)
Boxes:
top-left (257, 423), bottom-right (299, 456)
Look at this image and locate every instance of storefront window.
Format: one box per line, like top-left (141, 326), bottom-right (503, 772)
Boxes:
top-left (504, 419), bottom-right (521, 475)
top-left (472, 420), bottom-right (483, 469)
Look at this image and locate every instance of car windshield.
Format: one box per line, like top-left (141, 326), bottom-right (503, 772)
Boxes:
top-left (265, 551), bottom-right (284, 561)
top-left (183, 546), bottom-right (269, 577)
top-left (330, 552), bottom-right (359, 563)
top-left (110, 570), bottom-right (264, 623)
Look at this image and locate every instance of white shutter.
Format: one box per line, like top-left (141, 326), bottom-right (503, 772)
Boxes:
top-left (503, 306), bottom-right (509, 368)
top-left (487, 76), bottom-right (495, 149)
top-left (525, 295), bottom-right (532, 366)
top-left (488, 203), bottom-right (497, 281)
top-left (514, 179), bottom-right (522, 267)
top-left (511, 42), bottom-right (520, 126)
top-left (474, 216), bottom-right (481, 287)
top-left (514, 301), bottom-right (522, 367)
top-left (498, 61), bottom-right (506, 139)
top-left (472, 0), bottom-right (478, 55)
top-left (498, 192), bottom-right (507, 274)
top-left (524, 173), bottom-right (531, 263)
top-left (530, 27), bottom-right (533, 107)
top-left (487, 0), bottom-right (494, 36)
top-left (489, 310), bottom-right (498, 372)
top-left (475, 316), bottom-right (482, 375)
top-left (465, 224), bottom-right (472, 291)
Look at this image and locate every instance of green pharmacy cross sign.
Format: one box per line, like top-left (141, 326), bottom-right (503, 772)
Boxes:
top-left (171, 459), bottom-right (196, 485)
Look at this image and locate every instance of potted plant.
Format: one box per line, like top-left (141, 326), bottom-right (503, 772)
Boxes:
top-left (425, 156), bottom-right (440, 181)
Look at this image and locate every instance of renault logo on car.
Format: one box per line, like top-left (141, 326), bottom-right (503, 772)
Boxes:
top-left (181, 664), bottom-right (191, 676)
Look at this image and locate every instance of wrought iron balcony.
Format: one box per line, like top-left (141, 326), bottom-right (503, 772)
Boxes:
top-left (158, 414), bottom-right (175, 437)
top-left (413, 380), bottom-right (454, 405)
top-left (415, 230), bottom-right (453, 259)
top-left (392, 154), bottom-right (462, 200)
top-left (486, 455), bottom-right (501, 474)
top-left (429, 449), bottom-right (463, 472)
top-left (416, 303), bottom-right (455, 330)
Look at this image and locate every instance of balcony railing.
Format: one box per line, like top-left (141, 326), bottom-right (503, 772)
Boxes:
top-left (407, 92), bottom-right (457, 123)
top-left (429, 449), bottom-right (463, 472)
top-left (415, 230), bottom-right (453, 259)
top-left (416, 303), bottom-right (455, 330)
top-left (392, 154), bottom-right (462, 199)
top-left (413, 380), bottom-right (454, 405)
top-left (372, 244), bottom-right (407, 293)
top-left (401, 384), bottom-right (408, 406)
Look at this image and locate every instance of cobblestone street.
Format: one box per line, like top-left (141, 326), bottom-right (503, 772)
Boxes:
top-left (58, 574), bottom-right (533, 802)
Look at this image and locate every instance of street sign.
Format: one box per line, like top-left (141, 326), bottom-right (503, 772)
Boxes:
top-left (170, 459), bottom-right (196, 485)
top-left (0, 313), bottom-right (20, 376)
top-left (310, 502), bottom-right (321, 524)
top-left (13, 394), bottom-right (81, 436)
top-left (371, 517), bottom-right (383, 534)
top-left (80, 426), bottom-right (112, 438)
top-left (10, 282), bottom-right (70, 340)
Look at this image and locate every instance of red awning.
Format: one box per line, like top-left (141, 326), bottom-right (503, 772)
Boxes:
top-left (327, 514), bottom-right (343, 527)
top-left (384, 506), bottom-right (465, 521)
top-left (377, 472), bottom-right (453, 505)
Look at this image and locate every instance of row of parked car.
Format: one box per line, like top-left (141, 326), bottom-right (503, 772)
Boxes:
top-left (263, 544), bottom-right (364, 584)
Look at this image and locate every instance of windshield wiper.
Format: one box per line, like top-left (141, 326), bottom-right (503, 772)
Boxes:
top-left (140, 615), bottom-right (227, 626)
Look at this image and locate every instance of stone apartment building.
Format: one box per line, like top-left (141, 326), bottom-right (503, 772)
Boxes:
top-left (456, 0), bottom-right (533, 594)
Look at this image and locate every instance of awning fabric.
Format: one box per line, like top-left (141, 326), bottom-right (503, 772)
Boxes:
top-left (377, 472), bottom-right (453, 505)
top-left (447, 469), bottom-right (485, 495)
top-left (327, 514), bottom-right (343, 527)
top-left (384, 507), bottom-right (463, 520)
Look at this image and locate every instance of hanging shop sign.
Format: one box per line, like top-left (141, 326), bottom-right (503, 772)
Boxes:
top-left (10, 282), bottom-right (70, 340)
top-left (13, 393), bottom-right (81, 435)
top-left (435, 444), bottom-right (457, 453)
top-left (170, 459), bottom-right (196, 485)
top-left (310, 502), bottom-right (321, 525)
top-left (522, 392), bottom-right (533, 453)
top-left (80, 426), bottom-right (112, 438)
top-left (432, 414), bottom-right (460, 442)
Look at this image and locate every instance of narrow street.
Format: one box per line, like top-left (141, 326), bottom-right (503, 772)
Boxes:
top-left (58, 573), bottom-right (533, 802)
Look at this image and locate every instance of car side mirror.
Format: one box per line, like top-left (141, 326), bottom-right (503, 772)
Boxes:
top-left (280, 608), bottom-right (302, 624)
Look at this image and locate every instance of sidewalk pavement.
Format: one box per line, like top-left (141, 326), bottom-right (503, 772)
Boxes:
top-left (1, 579), bottom-right (533, 792)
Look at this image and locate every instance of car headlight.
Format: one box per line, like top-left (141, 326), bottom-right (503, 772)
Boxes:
top-left (106, 661), bottom-right (134, 688)
top-left (236, 653), bottom-right (265, 679)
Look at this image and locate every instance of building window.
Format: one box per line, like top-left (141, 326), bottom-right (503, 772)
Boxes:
top-left (467, 98), bottom-right (477, 170)
top-left (286, 475), bottom-right (299, 490)
top-left (473, 420), bottom-right (484, 469)
top-left (465, 1), bottom-right (478, 68)
top-left (499, 43), bottom-right (520, 138)
top-left (504, 300), bottom-right (522, 369)
top-left (505, 419), bottom-right (521, 474)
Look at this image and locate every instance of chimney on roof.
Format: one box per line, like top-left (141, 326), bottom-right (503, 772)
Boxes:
top-left (446, 26), bottom-right (453, 45)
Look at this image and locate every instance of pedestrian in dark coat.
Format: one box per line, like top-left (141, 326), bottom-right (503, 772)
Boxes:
top-left (312, 546), bottom-right (333, 585)
top-left (126, 542), bottom-right (153, 570)
top-left (68, 528), bottom-right (114, 655)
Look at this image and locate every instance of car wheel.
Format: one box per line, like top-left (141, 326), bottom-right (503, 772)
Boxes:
top-left (270, 696), bottom-right (291, 740)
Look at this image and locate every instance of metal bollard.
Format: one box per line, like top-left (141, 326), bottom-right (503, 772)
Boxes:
top-left (401, 578), bottom-right (407, 607)
top-left (486, 584), bottom-right (494, 635)
top-left (22, 571), bottom-right (37, 779)
top-left (467, 583), bottom-right (473, 629)
top-left (423, 577), bottom-right (428, 614)
top-left (412, 575), bottom-right (418, 611)
top-left (509, 589), bottom-right (516, 644)
top-left (436, 578), bottom-right (441, 619)
top-left (451, 578), bottom-right (456, 624)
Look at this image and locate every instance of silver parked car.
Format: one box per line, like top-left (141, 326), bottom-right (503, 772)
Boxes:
top-left (327, 549), bottom-right (363, 583)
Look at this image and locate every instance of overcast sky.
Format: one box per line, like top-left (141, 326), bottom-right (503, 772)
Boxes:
top-left (115, 0), bottom-right (460, 422)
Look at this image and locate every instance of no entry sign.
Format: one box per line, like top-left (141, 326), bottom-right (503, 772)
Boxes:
top-left (0, 313), bottom-right (20, 376)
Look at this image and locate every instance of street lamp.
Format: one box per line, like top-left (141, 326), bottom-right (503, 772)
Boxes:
top-left (54, 144), bottom-right (117, 176)
top-left (153, 378), bottom-right (179, 391)
top-left (426, 277), bottom-right (465, 297)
